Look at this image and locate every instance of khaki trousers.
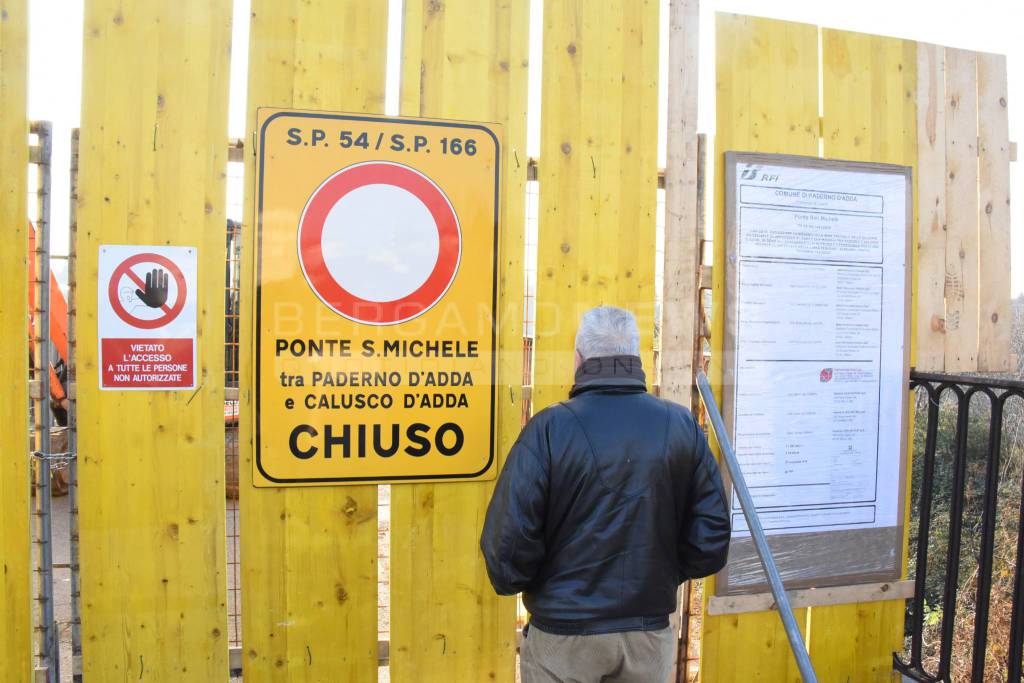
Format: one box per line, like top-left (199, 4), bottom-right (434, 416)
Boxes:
top-left (519, 625), bottom-right (676, 683)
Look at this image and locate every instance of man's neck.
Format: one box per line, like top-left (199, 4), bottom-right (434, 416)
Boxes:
top-left (569, 355), bottom-right (647, 397)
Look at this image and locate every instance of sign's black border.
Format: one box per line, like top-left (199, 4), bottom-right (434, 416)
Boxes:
top-left (254, 111), bottom-right (500, 484)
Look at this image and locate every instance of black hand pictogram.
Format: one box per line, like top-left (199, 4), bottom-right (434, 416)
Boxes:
top-left (135, 268), bottom-right (169, 308)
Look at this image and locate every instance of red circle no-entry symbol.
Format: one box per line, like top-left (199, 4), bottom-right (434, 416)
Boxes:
top-left (107, 252), bottom-right (188, 329)
top-left (297, 161), bottom-right (461, 325)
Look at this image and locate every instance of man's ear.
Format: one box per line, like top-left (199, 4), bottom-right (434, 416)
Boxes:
top-left (574, 349), bottom-right (583, 370)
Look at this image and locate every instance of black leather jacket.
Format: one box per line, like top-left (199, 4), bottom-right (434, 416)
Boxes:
top-left (480, 355), bottom-right (730, 634)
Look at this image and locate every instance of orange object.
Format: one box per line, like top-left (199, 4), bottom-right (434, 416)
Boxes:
top-left (27, 221), bottom-right (68, 403)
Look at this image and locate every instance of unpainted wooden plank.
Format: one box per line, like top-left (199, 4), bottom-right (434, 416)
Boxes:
top-left (705, 14), bottom-right (819, 683)
top-left (661, 0), bottom-right (701, 408)
top-left (238, 2), bottom-right (386, 681)
top-left (0, 1), bottom-right (31, 680)
top-left (943, 48), bottom-right (980, 371)
top-left (915, 43), bottom-right (948, 371)
top-left (976, 52), bottom-right (1012, 372)
top-left (389, 2), bottom-right (528, 680)
top-left (76, 1), bottom-right (232, 679)
top-left (820, 28), bottom-right (917, 682)
top-left (707, 580), bottom-right (914, 615)
top-left (663, 6), bottom-right (700, 680)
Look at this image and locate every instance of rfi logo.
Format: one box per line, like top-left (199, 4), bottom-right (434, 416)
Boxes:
top-left (740, 165), bottom-right (780, 182)
top-left (820, 368), bottom-right (833, 382)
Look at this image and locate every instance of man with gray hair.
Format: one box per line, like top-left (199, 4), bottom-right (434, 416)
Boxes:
top-left (481, 305), bottom-right (730, 683)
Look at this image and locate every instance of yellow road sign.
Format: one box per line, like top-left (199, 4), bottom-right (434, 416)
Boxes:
top-left (253, 109), bottom-right (501, 486)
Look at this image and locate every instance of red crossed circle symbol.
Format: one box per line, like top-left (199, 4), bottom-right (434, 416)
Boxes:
top-left (108, 253), bottom-right (187, 329)
top-left (297, 161), bottom-right (461, 325)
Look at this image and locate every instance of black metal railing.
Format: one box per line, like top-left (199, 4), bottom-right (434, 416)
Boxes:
top-left (896, 370), bottom-right (1024, 683)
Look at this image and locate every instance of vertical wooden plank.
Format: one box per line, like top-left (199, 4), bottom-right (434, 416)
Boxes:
top-left (661, 0), bottom-right (701, 407)
top-left (819, 28), bottom-right (917, 682)
top-left (663, 6), bottom-right (704, 671)
top-left (663, 6), bottom-right (700, 676)
top-left (76, 1), bottom-right (232, 679)
top-left (239, 2), bottom-right (387, 681)
top-left (389, 1), bottom-right (529, 680)
top-left (0, 1), bottom-right (30, 680)
top-left (916, 43), bottom-right (947, 372)
top-left (822, 31), bottom-right (917, 167)
top-left (703, 14), bottom-right (817, 682)
top-left (943, 48), bottom-right (980, 372)
top-left (532, 0), bottom-right (659, 411)
top-left (976, 52), bottom-right (1012, 372)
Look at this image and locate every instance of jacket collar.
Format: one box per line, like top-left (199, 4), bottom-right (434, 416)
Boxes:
top-left (569, 355), bottom-right (647, 398)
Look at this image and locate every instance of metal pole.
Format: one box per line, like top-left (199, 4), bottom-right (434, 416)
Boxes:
top-left (68, 127), bottom-right (83, 682)
top-left (30, 120), bottom-right (60, 683)
top-left (695, 371), bottom-right (818, 683)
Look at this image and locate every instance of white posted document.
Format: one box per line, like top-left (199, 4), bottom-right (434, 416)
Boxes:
top-left (730, 160), bottom-right (908, 536)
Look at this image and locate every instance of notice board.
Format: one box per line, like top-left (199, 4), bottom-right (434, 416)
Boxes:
top-left (253, 109), bottom-right (501, 486)
top-left (719, 152), bottom-right (911, 594)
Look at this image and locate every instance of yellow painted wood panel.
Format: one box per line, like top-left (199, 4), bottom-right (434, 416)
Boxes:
top-left (533, 0), bottom-right (659, 411)
top-left (705, 14), bottom-right (818, 681)
top-left (822, 31), bottom-right (917, 166)
top-left (976, 52), bottom-right (1012, 372)
top-left (389, 1), bottom-right (528, 680)
top-left (239, 2), bottom-right (387, 681)
top-left (702, 608), bottom-right (810, 682)
top-left (0, 1), bottom-right (30, 680)
top-left (915, 43), bottom-right (947, 372)
top-left (76, 1), bottom-right (232, 679)
top-left (819, 28), bottom-right (917, 682)
top-left (943, 48), bottom-right (980, 372)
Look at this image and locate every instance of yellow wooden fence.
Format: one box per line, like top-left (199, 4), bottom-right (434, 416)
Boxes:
top-left (533, 0), bottom-right (660, 408)
top-left (391, 1), bottom-right (528, 680)
top-left (0, 1), bottom-right (31, 680)
top-left (236, 0), bottom-right (659, 679)
top-left (76, 1), bottom-right (232, 679)
top-left (238, 3), bottom-right (387, 680)
top-left (706, 16), bottom-right (819, 681)
top-left (705, 13), bottom-right (1013, 681)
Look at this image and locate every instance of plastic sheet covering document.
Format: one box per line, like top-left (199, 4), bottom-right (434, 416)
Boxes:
top-left (726, 154), bottom-right (910, 541)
